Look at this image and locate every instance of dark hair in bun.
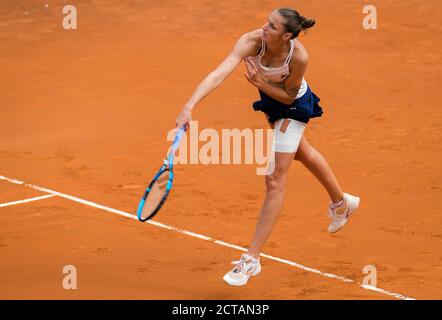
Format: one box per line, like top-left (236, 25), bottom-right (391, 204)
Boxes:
top-left (277, 8), bottom-right (316, 39)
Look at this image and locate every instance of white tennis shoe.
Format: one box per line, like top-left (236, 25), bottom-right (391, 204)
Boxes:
top-left (328, 193), bottom-right (360, 233)
top-left (223, 253), bottom-right (261, 287)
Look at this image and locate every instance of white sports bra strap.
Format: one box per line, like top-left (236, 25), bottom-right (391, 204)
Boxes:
top-left (284, 39), bottom-right (295, 64)
top-left (258, 41), bottom-right (266, 57)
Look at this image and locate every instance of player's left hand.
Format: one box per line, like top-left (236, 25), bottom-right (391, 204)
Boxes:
top-left (244, 57), bottom-right (263, 88)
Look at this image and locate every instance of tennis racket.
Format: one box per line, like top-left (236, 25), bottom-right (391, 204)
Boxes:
top-left (137, 126), bottom-right (186, 222)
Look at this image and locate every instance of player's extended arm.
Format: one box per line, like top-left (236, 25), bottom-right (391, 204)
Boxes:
top-left (183, 35), bottom-right (257, 112)
top-left (175, 34), bottom-right (258, 129)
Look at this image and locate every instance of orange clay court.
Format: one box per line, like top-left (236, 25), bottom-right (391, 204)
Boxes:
top-left (0, 0), bottom-right (441, 300)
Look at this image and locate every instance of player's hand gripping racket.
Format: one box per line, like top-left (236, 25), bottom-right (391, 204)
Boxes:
top-left (137, 126), bottom-right (186, 221)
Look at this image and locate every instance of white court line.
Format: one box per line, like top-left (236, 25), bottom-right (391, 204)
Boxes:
top-left (0, 194), bottom-right (55, 208)
top-left (0, 174), bottom-right (416, 300)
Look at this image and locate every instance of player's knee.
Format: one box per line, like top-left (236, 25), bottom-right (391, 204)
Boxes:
top-left (265, 173), bottom-right (286, 191)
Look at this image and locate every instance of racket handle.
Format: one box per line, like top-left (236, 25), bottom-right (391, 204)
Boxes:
top-left (170, 126), bottom-right (186, 154)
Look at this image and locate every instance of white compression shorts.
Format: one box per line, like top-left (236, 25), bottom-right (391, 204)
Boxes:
top-left (273, 118), bottom-right (307, 153)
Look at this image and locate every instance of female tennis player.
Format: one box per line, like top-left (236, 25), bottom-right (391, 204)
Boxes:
top-left (175, 8), bottom-right (360, 287)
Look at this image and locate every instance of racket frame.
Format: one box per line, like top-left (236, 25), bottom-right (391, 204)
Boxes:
top-left (136, 127), bottom-right (185, 222)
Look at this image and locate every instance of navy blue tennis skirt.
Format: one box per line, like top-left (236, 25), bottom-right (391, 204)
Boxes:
top-left (252, 86), bottom-right (323, 124)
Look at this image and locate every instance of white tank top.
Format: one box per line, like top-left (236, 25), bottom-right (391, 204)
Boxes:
top-left (249, 39), bottom-right (308, 99)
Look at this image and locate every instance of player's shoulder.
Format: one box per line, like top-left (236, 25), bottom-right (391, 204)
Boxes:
top-left (242, 28), bottom-right (264, 41)
top-left (290, 39), bottom-right (309, 66)
top-left (237, 28), bottom-right (263, 55)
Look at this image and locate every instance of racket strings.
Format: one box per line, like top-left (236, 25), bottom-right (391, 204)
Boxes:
top-left (140, 170), bottom-right (170, 220)
top-left (156, 172), bottom-right (169, 189)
